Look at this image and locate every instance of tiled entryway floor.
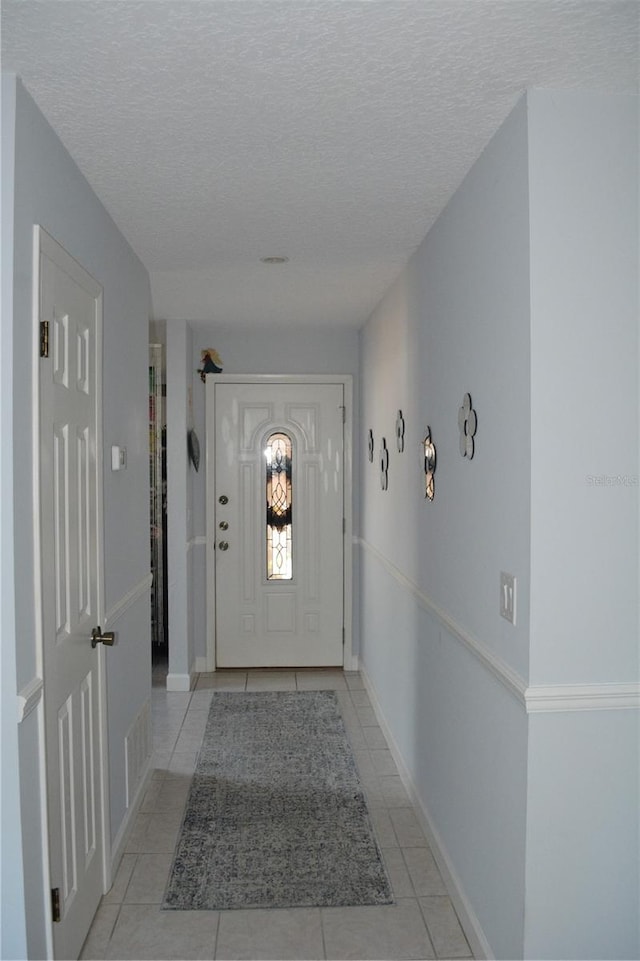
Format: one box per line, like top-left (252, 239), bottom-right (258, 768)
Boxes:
top-left (81, 667), bottom-right (473, 960)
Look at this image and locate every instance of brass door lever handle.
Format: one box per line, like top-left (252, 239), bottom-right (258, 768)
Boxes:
top-left (91, 626), bottom-right (115, 648)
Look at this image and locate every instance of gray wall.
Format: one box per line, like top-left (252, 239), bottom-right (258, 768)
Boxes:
top-left (528, 90), bottom-right (638, 685)
top-left (166, 320), bottom-right (196, 683)
top-left (523, 89), bottom-right (638, 960)
top-left (360, 94), bottom-right (531, 960)
top-left (359, 90), bottom-right (638, 960)
top-left (1, 72), bottom-right (28, 961)
top-left (2, 76), bottom-right (152, 952)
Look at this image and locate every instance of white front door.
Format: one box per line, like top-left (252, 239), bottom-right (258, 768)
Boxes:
top-left (213, 381), bottom-right (345, 667)
top-left (38, 228), bottom-right (106, 960)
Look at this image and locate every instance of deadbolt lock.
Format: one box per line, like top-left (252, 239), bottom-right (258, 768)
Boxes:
top-left (219, 520), bottom-right (229, 530)
top-left (218, 541), bottom-right (229, 551)
top-left (219, 495), bottom-right (229, 505)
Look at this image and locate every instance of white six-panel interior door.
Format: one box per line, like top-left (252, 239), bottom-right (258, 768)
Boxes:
top-left (207, 378), bottom-right (351, 668)
top-left (37, 227), bottom-right (107, 960)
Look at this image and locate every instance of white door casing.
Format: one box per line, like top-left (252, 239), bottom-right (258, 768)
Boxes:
top-left (206, 377), bottom-right (353, 669)
top-left (36, 228), bottom-right (108, 960)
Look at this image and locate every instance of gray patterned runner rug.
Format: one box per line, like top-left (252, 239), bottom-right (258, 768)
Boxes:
top-left (163, 690), bottom-right (393, 911)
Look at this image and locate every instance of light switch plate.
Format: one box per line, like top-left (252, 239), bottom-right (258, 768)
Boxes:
top-left (111, 445), bottom-right (127, 471)
top-left (500, 572), bottom-right (516, 625)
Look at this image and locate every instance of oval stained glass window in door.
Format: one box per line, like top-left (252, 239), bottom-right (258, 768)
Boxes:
top-left (265, 432), bottom-right (293, 580)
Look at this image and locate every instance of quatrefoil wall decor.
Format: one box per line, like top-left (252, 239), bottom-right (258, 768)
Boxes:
top-left (396, 410), bottom-right (405, 453)
top-left (423, 427), bottom-right (437, 501)
top-left (379, 438), bottom-right (389, 491)
top-left (458, 393), bottom-right (478, 460)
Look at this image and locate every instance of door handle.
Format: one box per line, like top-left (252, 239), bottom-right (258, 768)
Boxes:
top-left (91, 626), bottom-right (115, 648)
top-left (218, 541), bottom-right (229, 551)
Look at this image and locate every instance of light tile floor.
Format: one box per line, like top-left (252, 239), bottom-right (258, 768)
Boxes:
top-left (81, 664), bottom-right (473, 961)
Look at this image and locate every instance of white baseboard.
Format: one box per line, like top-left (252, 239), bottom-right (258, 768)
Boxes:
top-left (166, 672), bottom-right (195, 692)
top-left (360, 660), bottom-right (494, 961)
top-left (109, 753), bottom-right (153, 884)
top-left (344, 652), bottom-right (359, 672)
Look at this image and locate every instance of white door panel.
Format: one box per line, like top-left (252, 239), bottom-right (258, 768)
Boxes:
top-left (214, 382), bottom-right (344, 667)
top-left (38, 229), bottom-right (105, 960)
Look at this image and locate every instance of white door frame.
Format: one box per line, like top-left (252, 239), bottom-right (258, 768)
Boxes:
top-left (32, 226), bottom-right (111, 956)
top-left (205, 374), bottom-right (354, 671)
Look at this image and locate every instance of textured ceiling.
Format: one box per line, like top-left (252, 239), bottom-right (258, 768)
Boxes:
top-left (2, 1), bottom-right (638, 328)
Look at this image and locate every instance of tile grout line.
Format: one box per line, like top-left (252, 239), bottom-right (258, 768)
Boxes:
top-left (120, 853), bottom-right (138, 908)
top-left (212, 906), bottom-right (222, 960)
top-left (96, 898), bottom-right (122, 960)
top-left (318, 904), bottom-right (329, 961)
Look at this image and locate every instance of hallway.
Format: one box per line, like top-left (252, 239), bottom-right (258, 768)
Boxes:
top-left (80, 668), bottom-right (473, 960)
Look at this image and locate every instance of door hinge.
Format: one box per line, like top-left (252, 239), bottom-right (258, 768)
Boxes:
top-left (340, 405), bottom-right (346, 424)
top-left (343, 517), bottom-right (346, 535)
top-left (51, 887), bottom-right (61, 923)
top-left (342, 627), bottom-right (345, 646)
top-left (40, 320), bottom-right (50, 358)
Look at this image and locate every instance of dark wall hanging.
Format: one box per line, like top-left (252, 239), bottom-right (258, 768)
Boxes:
top-left (368, 429), bottom-right (375, 463)
top-left (379, 438), bottom-right (389, 491)
top-left (188, 428), bottom-right (200, 471)
top-left (458, 392), bottom-right (478, 459)
top-left (396, 410), bottom-right (405, 452)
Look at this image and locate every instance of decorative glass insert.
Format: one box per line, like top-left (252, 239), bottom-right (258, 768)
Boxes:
top-left (265, 432), bottom-right (293, 580)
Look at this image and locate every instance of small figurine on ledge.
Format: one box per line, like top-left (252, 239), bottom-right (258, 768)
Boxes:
top-left (198, 348), bottom-right (223, 382)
